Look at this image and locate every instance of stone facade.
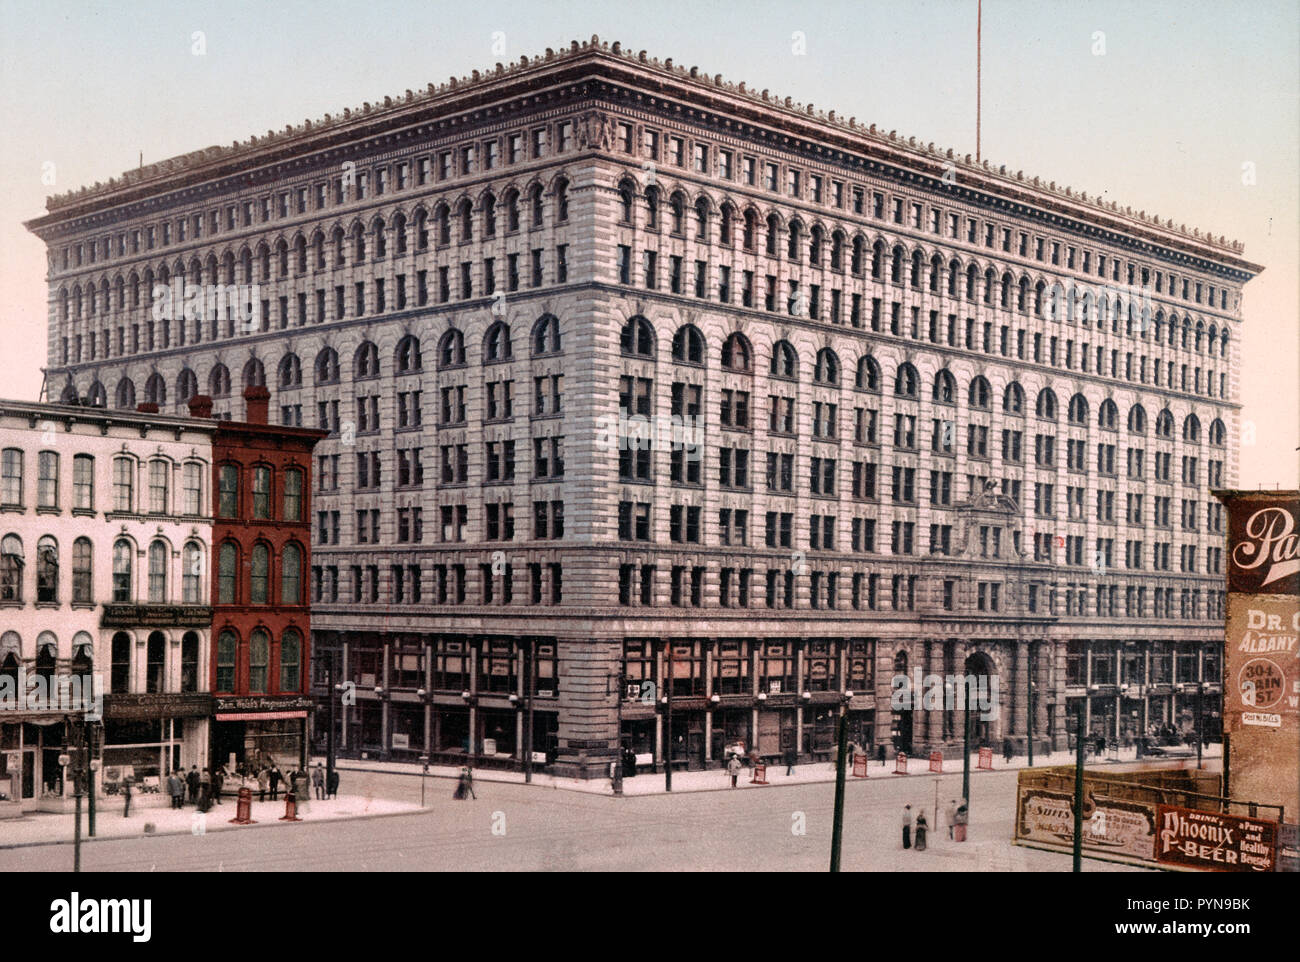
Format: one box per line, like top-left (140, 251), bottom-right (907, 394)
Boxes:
top-left (25, 38), bottom-right (1260, 777)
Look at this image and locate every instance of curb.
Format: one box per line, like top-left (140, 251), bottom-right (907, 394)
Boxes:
top-left (0, 803), bottom-right (429, 852)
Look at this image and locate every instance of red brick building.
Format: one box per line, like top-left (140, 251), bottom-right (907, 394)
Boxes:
top-left (193, 387), bottom-right (325, 770)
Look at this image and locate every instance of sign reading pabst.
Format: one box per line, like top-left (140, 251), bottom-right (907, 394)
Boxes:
top-left (1225, 497), bottom-right (1300, 596)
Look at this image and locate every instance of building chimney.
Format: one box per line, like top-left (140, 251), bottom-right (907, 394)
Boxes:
top-left (187, 394), bottom-right (214, 419)
top-left (136, 402), bottom-right (160, 414)
top-left (243, 385), bottom-right (270, 425)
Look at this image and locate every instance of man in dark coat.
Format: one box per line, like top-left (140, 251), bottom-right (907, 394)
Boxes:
top-left (268, 765), bottom-right (282, 801)
top-left (784, 745), bottom-right (797, 776)
top-left (211, 764), bottom-right (225, 805)
top-left (186, 765), bottom-right (200, 805)
top-left (326, 769), bottom-right (339, 799)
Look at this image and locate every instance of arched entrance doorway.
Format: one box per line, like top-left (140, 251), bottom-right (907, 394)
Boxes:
top-left (963, 651), bottom-right (999, 749)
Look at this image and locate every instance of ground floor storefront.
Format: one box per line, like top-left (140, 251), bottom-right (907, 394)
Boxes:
top-left (212, 695), bottom-right (312, 772)
top-left (305, 621), bottom-right (1225, 779)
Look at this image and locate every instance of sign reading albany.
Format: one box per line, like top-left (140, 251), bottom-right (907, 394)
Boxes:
top-left (1224, 594), bottom-right (1299, 732)
top-left (1155, 805), bottom-right (1277, 872)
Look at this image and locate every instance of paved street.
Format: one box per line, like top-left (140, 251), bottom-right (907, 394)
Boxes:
top-left (1, 766), bottom-right (1145, 872)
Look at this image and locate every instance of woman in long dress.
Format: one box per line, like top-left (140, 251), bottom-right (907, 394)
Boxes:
top-left (914, 811), bottom-right (929, 851)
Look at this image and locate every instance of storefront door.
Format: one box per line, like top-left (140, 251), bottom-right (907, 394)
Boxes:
top-left (21, 748), bottom-right (35, 800)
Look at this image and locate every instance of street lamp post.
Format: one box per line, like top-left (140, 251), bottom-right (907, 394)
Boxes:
top-left (664, 644), bottom-right (673, 793)
top-left (1072, 697), bottom-right (1086, 873)
top-left (326, 650), bottom-right (337, 805)
top-left (1027, 676), bottom-right (1036, 768)
top-left (829, 695), bottom-right (850, 872)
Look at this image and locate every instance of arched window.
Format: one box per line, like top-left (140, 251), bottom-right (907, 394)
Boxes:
top-left (208, 364), bottom-right (230, 398)
top-left (645, 186), bottom-right (660, 230)
top-left (1183, 414), bottom-right (1201, 443)
top-left (144, 372), bottom-right (166, 406)
top-left (36, 535), bottom-right (58, 604)
top-left (1035, 388), bottom-right (1058, 420)
top-left (148, 539), bottom-right (168, 603)
top-left (176, 368), bottom-right (198, 409)
top-left (438, 329), bottom-right (465, 367)
top-left (531, 314), bottom-right (561, 355)
top-left (484, 322), bottom-right (512, 362)
top-left (933, 369), bottom-right (956, 404)
top-left (969, 376), bottom-right (991, 410)
top-left (1068, 393), bottom-right (1088, 425)
top-left (315, 347), bottom-right (340, 384)
top-left (251, 466), bottom-right (271, 520)
top-left (618, 180), bottom-right (635, 224)
top-left (218, 542), bottom-right (238, 604)
top-left (277, 353), bottom-right (302, 390)
top-left (281, 543), bottom-right (302, 605)
top-left (813, 348), bottom-right (839, 385)
top-left (555, 178), bottom-right (569, 222)
top-left (250, 543), bottom-right (270, 604)
top-left (1155, 409), bottom-right (1175, 439)
top-left (249, 629), bottom-right (270, 693)
top-left (242, 358), bottom-right (265, 390)
top-left (112, 538), bottom-right (133, 602)
top-left (1209, 418), bottom-right (1226, 446)
top-left (35, 634), bottom-right (56, 694)
top-left (895, 362), bottom-right (919, 399)
top-left (721, 332), bottom-right (751, 372)
top-left (146, 631), bottom-right (166, 693)
top-left (215, 630), bottom-right (236, 692)
top-left (72, 537), bottom-right (92, 604)
top-left (217, 464), bottom-right (239, 518)
top-left (182, 541), bottom-right (203, 603)
top-left (396, 335), bottom-right (422, 373)
top-left (855, 355), bottom-right (880, 392)
top-left (354, 341), bottom-right (379, 379)
top-left (620, 316), bottom-right (655, 357)
top-left (770, 341), bottom-right (798, 379)
top-left (1099, 399), bottom-right (1118, 431)
top-left (671, 325), bottom-right (705, 365)
top-left (372, 216), bottom-right (387, 257)
top-left (1128, 404), bottom-right (1147, 435)
top-left (115, 377), bottom-right (136, 410)
top-left (280, 629), bottom-right (302, 692)
top-left (694, 198), bottom-right (709, 241)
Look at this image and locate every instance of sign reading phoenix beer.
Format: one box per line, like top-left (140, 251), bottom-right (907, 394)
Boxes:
top-left (1155, 805), bottom-right (1277, 872)
top-left (1225, 595), bottom-right (1300, 731)
top-left (1225, 498), bottom-right (1300, 595)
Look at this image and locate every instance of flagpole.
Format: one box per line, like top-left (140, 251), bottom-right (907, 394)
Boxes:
top-left (976, 0), bottom-right (982, 163)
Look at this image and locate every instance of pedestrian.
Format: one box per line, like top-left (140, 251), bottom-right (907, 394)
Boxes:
top-left (945, 799), bottom-right (957, 840)
top-left (784, 745), bottom-right (797, 776)
top-left (198, 768), bottom-right (212, 812)
top-left (312, 762), bottom-right (325, 800)
top-left (1002, 737), bottom-right (1013, 764)
top-left (168, 770), bottom-right (184, 809)
top-left (211, 764), bottom-right (225, 805)
top-left (121, 774), bottom-right (133, 818)
top-left (327, 768), bottom-right (339, 799)
top-left (726, 753), bottom-right (743, 788)
top-left (186, 765), bottom-right (200, 805)
top-left (268, 764), bottom-right (281, 801)
top-left (914, 810), bottom-right (929, 851)
top-left (877, 743), bottom-right (886, 766)
top-left (257, 766), bottom-right (269, 802)
top-left (453, 766), bottom-right (476, 800)
top-left (293, 770), bottom-right (310, 816)
top-left (901, 804), bottom-right (912, 849)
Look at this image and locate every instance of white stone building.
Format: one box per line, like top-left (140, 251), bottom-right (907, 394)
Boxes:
top-left (0, 399), bottom-right (216, 812)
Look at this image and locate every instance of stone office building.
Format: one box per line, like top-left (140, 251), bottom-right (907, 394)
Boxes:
top-left (26, 37), bottom-right (1255, 777)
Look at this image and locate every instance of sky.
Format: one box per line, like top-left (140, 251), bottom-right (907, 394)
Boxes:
top-left (1, 0), bottom-right (1296, 486)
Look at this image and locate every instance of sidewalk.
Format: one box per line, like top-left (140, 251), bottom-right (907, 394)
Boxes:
top-left (0, 792), bottom-right (422, 849)
top-left (321, 743), bottom-right (1223, 797)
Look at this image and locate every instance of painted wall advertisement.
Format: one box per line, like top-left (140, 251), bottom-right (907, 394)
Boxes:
top-left (1224, 498), bottom-right (1300, 596)
top-left (1016, 787), bottom-right (1156, 861)
top-left (1155, 805), bottom-right (1278, 872)
top-left (1224, 594), bottom-right (1299, 732)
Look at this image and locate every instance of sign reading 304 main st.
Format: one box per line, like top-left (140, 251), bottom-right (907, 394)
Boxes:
top-left (1225, 594), bottom-right (1299, 732)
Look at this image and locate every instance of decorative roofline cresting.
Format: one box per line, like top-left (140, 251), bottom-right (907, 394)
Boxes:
top-left (29, 34), bottom-right (1253, 268)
